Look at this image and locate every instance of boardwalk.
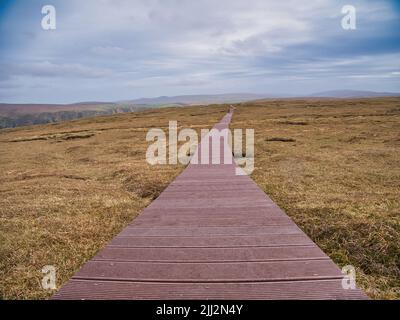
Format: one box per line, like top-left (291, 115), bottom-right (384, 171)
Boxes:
top-left (53, 110), bottom-right (367, 300)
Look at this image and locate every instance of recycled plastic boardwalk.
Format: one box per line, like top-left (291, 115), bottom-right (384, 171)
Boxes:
top-left (53, 110), bottom-right (367, 300)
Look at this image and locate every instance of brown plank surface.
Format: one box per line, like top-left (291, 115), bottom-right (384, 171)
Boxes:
top-left (72, 260), bottom-right (342, 282)
top-left (107, 234), bottom-right (315, 248)
top-left (54, 279), bottom-right (366, 300)
top-left (53, 109), bottom-right (368, 300)
top-left (93, 246), bottom-right (326, 262)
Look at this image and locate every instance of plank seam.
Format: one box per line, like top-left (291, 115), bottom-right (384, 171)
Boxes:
top-left (70, 276), bottom-right (345, 284)
top-left (91, 257), bottom-right (331, 263)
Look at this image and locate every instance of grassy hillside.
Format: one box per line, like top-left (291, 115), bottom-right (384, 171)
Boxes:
top-left (0, 104), bottom-right (228, 299)
top-left (231, 97), bottom-right (400, 299)
top-left (0, 93), bottom-right (276, 129)
top-left (0, 103), bottom-right (149, 129)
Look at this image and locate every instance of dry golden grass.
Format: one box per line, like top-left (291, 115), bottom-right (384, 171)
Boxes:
top-left (1, 97), bottom-right (399, 300)
top-left (230, 97), bottom-right (400, 299)
top-left (0, 104), bottom-right (228, 299)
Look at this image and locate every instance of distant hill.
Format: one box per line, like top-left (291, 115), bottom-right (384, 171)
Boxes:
top-left (1, 94), bottom-right (277, 129)
top-left (0, 103), bottom-right (146, 129)
top-left (2, 91), bottom-right (399, 129)
top-left (125, 91), bottom-right (400, 104)
top-left (310, 90), bottom-right (400, 98)
top-left (120, 93), bottom-right (276, 105)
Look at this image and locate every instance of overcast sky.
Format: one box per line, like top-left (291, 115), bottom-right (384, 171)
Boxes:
top-left (0, 0), bottom-right (399, 103)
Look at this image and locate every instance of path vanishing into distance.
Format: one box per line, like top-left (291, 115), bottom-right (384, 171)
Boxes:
top-left (54, 110), bottom-right (367, 300)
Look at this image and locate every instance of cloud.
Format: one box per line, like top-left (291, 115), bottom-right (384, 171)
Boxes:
top-left (0, 0), bottom-right (399, 103)
top-left (91, 46), bottom-right (127, 56)
top-left (4, 61), bottom-right (113, 78)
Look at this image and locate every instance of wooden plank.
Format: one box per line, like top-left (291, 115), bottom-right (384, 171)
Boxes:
top-left (119, 225), bottom-right (302, 237)
top-left (149, 199), bottom-right (272, 208)
top-left (93, 246), bottom-right (327, 262)
top-left (53, 279), bottom-right (368, 300)
top-left (108, 234), bottom-right (315, 248)
top-left (73, 260), bottom-right (342, 282)
top-left (132, 216), bottom-right (293, 227)
top-left (139, 205), bottom-right (282, 216)
top-left (158, 190), bottom-right (265, 200)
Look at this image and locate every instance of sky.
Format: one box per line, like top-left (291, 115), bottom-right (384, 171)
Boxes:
top-left (0, 0), bottom-right (399, 103)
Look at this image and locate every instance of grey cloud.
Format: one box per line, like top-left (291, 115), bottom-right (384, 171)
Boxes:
top-left (7, 61), bottom-right (113, 78)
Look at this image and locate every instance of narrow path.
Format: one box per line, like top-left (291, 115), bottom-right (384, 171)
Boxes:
top-left (53, 110), bottom-right (367, 300)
